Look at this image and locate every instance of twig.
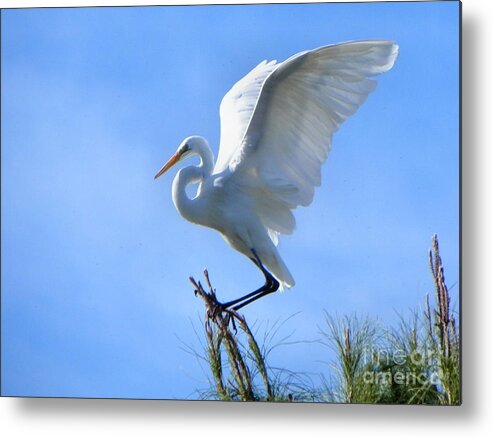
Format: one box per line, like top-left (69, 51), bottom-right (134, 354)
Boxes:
top-left (190, 270), bottom-right (273, 401)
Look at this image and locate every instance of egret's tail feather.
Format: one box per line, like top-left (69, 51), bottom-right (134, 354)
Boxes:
top-left (268, 252), bottom-right (295, 291)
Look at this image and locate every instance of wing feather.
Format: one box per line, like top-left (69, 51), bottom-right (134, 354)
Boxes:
top-left (217, 40), bottom-right (398, 244)
top-left (214, 59), bottom-right (278, 173)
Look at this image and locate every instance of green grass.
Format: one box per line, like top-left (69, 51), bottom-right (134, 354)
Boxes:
top-left (188, 234), bottom-right (460, 404)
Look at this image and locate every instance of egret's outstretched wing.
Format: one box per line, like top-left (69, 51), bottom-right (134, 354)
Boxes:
top-left (218, 40), bottom-right (398, 244)
top-left (214, 59), bottom-right (278, 173)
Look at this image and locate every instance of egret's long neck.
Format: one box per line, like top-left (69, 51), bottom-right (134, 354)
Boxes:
top-left (172, 140), bottom-right (214, 225)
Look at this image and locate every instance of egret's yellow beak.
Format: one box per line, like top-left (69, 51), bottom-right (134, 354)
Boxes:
top-left (154, 150), bottom-right (182, 180)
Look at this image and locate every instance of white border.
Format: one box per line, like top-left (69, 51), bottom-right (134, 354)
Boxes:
top-left (2, 0), bottom-right (493, 436)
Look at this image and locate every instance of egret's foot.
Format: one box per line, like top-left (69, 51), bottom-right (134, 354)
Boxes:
top-left (207, 301), bottom-right (238, 333)
top-left (229, 315), bottom-right (237, 334)
top-left (208, 300), bottom-right (225, 319)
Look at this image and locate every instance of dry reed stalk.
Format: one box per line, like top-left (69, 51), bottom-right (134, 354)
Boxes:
top-left (429, 234), bottom-right (454, 358)
top-left (190, 271), bottom-right (272, 401)
top-left (427, 234), bottom-right (460, 405)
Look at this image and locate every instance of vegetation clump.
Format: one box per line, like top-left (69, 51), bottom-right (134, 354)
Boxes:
top-left (189, 235), bottom-right (460, 405)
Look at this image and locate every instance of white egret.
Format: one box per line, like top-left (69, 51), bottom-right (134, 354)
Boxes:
top-left (155, 40), bottom-right (398, 311)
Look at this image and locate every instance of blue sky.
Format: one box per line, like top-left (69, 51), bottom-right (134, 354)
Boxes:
top-left (1, 2), bottom-right (459, 399)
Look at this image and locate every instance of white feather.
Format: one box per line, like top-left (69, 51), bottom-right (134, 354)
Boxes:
top-left (215, 41), bottom-right (398, 249)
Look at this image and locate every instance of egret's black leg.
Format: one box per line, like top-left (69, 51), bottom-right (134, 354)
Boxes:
top-left (232, 276), bottom-right (279, 312)
top-left (221, 283), bottom-right (269, 309)
top-left (221, 249), bottom-right (280, 310)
